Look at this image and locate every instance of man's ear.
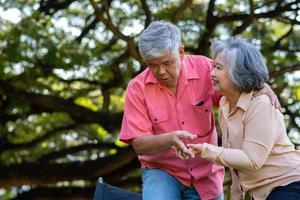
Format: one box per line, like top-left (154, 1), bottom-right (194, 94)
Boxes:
top-left (179, 46), bottom-right (185, 60)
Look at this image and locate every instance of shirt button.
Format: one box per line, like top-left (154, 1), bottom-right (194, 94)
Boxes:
top-left (154, 118), bottom-right (157, 121)
top-left (181, 121), bottom-right (184, 125)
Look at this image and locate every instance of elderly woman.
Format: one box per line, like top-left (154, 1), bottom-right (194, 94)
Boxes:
top-left (187, 37), bottom-right (300, 200)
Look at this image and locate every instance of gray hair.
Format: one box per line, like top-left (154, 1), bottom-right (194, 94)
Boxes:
top-left (210, 37), bottom-right (269, 92)
top-left (138, 21), bottom-right (181, 60)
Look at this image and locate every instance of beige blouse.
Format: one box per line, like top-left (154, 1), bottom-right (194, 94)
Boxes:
top-left (201, 92), bottom-right (300, 200)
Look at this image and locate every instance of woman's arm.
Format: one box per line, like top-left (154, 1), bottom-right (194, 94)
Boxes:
top-left (188, 100), bottom-right (281, 171)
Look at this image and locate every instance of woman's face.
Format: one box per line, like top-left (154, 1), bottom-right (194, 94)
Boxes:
top-left (211, 52), bottom-right (237, 96)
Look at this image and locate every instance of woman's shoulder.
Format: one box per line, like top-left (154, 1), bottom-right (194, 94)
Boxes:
top-left (247, 94), bottom-right (282, 118)
top-left (251, 94), bottom-right (271, 105)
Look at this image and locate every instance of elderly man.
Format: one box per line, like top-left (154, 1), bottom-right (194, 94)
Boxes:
top-left (119, 21), bottom-right (224, 200)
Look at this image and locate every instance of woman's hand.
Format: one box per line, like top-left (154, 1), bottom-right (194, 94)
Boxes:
top-left (187, 143), bottom-right (204, 156)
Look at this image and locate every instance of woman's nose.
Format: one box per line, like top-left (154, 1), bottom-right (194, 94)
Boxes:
top-left (211, 68), bottom-right (216, 77)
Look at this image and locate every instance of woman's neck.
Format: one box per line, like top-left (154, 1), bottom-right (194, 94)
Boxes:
top-left (225, 91), bottom-right (241, 112)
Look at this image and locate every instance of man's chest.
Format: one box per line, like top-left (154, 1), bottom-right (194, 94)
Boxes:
top-left (144, 81), bottom-right (214, 134)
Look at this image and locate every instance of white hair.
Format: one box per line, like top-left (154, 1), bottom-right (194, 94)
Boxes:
top-left (210, 37), bottom-right (269, 92)
top-left (138, 21), bottom-right (181, 60)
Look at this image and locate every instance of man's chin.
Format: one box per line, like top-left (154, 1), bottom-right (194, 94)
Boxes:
top-left (159, 79), bottom-right (177, 88)
top-left (159, 79), bottom-right (170, 85)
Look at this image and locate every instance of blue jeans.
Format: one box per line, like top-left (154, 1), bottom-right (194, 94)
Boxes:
top-left (266, 180), bottom-right (300, 200)
top-left (141, 168), bottom-right (224, 200)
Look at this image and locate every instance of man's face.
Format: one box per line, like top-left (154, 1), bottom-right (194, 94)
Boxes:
top-left (145, 47), bottom-right (184, 89)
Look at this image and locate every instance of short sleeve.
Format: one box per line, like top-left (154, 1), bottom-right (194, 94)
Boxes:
top-left (119, 80), bottom-right (153, 144)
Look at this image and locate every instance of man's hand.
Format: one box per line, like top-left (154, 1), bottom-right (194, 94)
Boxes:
top-left (132, 130), bottom-right (196, 156)
top-left (253, 83), bottom-right (281, 110)
top-left (170, 131), bottom-right (197, 160)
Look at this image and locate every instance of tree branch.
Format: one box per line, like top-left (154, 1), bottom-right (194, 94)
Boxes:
top-left (232, 0), bottom-right (255, 35)
top-left (197, 0), bottom-right (217, 54)
top-left (76, 18), bottom-right (98, 42)
top-left (0, 124), bottom-right (77, 152)
top-left (140, 0), bottom-right (152, 27)
top-left (0, 81), bottom-right (123, 132)
top-left (89, 0), bottom-right (130, 41)
top-left (39, 0), bottom-right (76, 15)
top-left (171, 0), bottom-right (194, 23)
top-left (196, 0), bottom-right (299, 54)
top-left (232, 20), bottom-right (252, 35)
top-left (103, 159), bottom-right (141, 184)
top-left (89, 0), bottom-right (142, 62)
top-left (215, 1), bottom-right (299, 22)
top-left (37, 142), bottom-right (122, 162)
top-left (0, 147), bottom-right (137, 188)
top-left (269, 62), bottom-right (300, 78)
top-left (271, 25), bottom-right (294, 51)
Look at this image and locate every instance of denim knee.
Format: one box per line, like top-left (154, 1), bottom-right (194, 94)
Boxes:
top-left (141, 168), bottom-right (182, 200)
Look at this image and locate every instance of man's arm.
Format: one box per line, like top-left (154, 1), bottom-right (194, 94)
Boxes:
top-left (132, 131), bottom-right (196, 158)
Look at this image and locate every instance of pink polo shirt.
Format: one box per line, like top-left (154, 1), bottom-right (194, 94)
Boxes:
top-left (120, 55), bottom-right (224, 200)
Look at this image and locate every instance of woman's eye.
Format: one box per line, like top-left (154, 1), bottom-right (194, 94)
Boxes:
top-left (215, 65), bottom-right (222, 70)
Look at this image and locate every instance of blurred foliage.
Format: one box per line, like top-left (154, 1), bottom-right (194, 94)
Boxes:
top-left (0, 0), bottom-right (299, 199)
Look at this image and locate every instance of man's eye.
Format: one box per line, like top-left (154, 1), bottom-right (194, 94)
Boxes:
top-left (164, 61), bottom-right (172, 65)
top-left (148, 64), bottom-right (156, 68)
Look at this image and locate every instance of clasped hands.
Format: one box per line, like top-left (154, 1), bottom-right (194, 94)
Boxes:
top-left (170, 131), bottom-right (204, 160)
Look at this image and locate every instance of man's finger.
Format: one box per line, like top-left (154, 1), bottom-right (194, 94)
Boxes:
top-left (172, 146), bottom-right (187, 159)
top-left (179, 143), bottom-right (195, 158)
top-left (177, 132), bottom-right (197, 140)
top-left (271, 95), bottom-right (282, 111)
top-left (270, 95), bottom-right (276, 105)
top-left (178, 150), bottom-right (188, 160)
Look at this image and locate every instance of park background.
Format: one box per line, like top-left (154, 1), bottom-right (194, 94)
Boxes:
top-left (0, 0), bottom-right (299, 199)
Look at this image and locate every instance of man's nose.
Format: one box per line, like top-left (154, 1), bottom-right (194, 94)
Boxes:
top-left (158, 66), bottom-right (167, 74)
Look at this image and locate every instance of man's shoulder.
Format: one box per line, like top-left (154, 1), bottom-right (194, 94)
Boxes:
top-left (127, 68), bottom-right (149, 89)
top-left (183, 55), bottom-right (214, 73)
top-left (184, 54), bottom-right (212, 61)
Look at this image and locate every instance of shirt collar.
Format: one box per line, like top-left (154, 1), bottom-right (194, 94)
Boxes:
top-left (236, 91), bottom-right (254, 111)
top-left (220, 91), bottom-right (254, 113)
top-left (145, 68), bottom-right (158, 84)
